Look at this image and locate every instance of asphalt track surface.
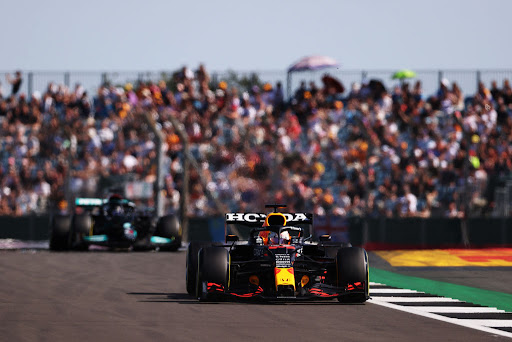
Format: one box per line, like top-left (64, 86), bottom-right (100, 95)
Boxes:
top-left (0, 250), bottom-right (510, 342)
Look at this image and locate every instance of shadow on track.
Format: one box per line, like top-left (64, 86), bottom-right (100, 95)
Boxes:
top-left (126, 292), bottom-right (365, 305)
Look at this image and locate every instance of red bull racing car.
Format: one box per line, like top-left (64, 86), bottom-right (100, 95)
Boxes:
top-left (186, 205), bottom-right (369, 302)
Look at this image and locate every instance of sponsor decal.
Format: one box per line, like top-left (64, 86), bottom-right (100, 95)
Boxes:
top-left (275, 254), bottom-right (292, 268)
top-left (283, 213), bottom-right (308, 222)
top-left (226, 213), bottom-right (266, 222)
top-left (274, 267), bottom-right (295, 289)
top-left (226, 212), bottom-right (312, 224)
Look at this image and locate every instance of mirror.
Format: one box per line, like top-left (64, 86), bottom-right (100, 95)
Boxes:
top-left (226, 234), bottom-right (239, 242)
top-left (319, 234), bottom-right (331, 242)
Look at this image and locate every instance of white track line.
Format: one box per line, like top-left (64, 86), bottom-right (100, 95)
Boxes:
top-left (369, 282), bottom-right (384, 286)
top-left (371, 297), bottom-right (461, 302)
top-left (369, 298), bottom-right (512, 339)
top-left (371, 288), bottom-right (423, 294)
top-left (403, 306), bottom-right (505, 313)
top-left (457, 320), bottom-right (512, 328)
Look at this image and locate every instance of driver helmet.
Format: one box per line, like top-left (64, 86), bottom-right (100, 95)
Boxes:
top-left (280, 231), bottom-right (291, 245)
top-left (109, 204), bottom-right (123, 216)
top-left (107, 194), bottom-right (124, 216)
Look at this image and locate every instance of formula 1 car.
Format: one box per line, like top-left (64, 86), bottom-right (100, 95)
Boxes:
top-left (186, 205), bottom-right (369, 303)
top-left (49, 194), bottom-right (181, 251)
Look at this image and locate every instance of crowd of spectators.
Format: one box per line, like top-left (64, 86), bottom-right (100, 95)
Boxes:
top-left (1, 66), bottom-right (511, 218)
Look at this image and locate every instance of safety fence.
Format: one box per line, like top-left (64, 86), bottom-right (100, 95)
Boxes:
top-left (2, 69), bottom-right (512, 100)
top-left (2, 215), bottom-right (510, 249)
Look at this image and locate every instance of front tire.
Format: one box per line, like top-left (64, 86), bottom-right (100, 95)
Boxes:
top-left (336, 247), bottom-right (369, 303)
top-left (196, 247), bottom-right (229, 301)
top-left (156, 215), bottom-right (182, 251)
top-left (186, 241), bottom-right (212, 296)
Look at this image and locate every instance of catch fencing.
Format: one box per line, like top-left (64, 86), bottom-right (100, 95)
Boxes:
top-left (2, 69), bottom-right (512, 100)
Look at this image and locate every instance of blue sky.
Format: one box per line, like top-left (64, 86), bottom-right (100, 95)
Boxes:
top-left (1, 0), bottom-right (511, 72)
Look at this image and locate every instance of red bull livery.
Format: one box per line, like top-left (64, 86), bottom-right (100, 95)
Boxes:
top-left (186, 205), bottom-right (369, 302)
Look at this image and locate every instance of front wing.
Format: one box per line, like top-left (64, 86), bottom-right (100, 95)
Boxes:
top-left (79, 234), bottom-right (178, 249)
top-left (203, 281), bottom-right (365, 300)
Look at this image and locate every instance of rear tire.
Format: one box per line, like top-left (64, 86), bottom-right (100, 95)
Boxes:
top-left (196, 247), bottom-right (229, 301)
top-left (336, 247), bottom-right (369, 303)
top-left (69, 214), bottom-right (91, 250)
top-left (186, 241), bottom-right (212, 296)
top-left (156, 215), bottom-right (182, 251)
top-left (49, 215), bottom-right (72, 251)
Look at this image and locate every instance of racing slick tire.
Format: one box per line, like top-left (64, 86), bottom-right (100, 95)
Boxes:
top-left (323, 243), bottom-right (352, 259)
top-left (49, 214), bottom-right (72, 251)
top-left (155, 215), bottom-right (182, 251)
top-left (336, 247), bottom-right (369, 303)
top-left (196, 246), bottom-right (229, 301)
top-left (69, 214), bottom-right (92, 250)
top-left (186, 241), bottom-right (212, 296)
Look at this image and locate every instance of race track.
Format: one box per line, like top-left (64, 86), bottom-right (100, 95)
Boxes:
top-left (0, 250), bottom-right (509, 341)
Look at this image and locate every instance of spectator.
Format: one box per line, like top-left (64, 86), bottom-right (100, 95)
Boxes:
top-left (6, 71), bottom-right (22, 96)
top-left (1, 66), bottom-right (511, 218)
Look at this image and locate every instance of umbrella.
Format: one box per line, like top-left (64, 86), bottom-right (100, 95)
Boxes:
top-left (368, 79), bottom-right (387, 99)
top-left (322, 74), bottom-right (345, 94)
top-left (288, 56), bottom-right (339, 72)
top-left (392, 69), bottom-right (416, 80)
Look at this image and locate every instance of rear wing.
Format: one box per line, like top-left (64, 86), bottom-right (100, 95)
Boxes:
top-left (225, 212), bottom-right (313, 227)
top-left (75, 198), bottom-right (135, 208)
top-left (75, 198), bottom-right (106, 207)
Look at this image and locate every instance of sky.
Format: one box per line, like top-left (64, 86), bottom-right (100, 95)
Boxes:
top-left (1, 0), bottom-right (511, 72)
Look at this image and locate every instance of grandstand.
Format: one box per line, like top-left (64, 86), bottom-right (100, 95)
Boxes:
top-left (0, 66), bottom-right (511, 218)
